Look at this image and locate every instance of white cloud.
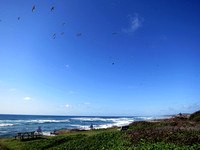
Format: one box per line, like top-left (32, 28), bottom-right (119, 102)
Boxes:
top-left (24, 97), bottom-right (31, 101)
top-left (183, 104), bottom-right (199, 109)
top-left (78, 102), bottom-right (91, 106)
top-left (168, 107), bottom-right (174, 111)
top-left (65, 65), bottom-right (70, 68)
top-left (69, 91), bottom-right (76, 94)
top-left (83, 102), bottom-right (90, 105)
top-left (9, 88), bottom-right (16, 92)
top-left (65, 104), bottom-right (72, 108)
top-left (123, 14), bottom-right (143, 33)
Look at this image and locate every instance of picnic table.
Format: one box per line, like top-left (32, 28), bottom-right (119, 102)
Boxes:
top-left (15, 131), bottom-right (35, 140)
top-left (120, 125), bottom-right (129, 131)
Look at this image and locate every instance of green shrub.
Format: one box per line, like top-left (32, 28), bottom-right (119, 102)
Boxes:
top-left (0, 143), bottom-right (9, 150)
top-left (189, 110), bottom-right (200, 122)
top-left (22, 134), bottom-right (86, 150)
top-left (50, 131), bottom-right (130, 150)
top-left (131, 142), bottom-right (200, 150)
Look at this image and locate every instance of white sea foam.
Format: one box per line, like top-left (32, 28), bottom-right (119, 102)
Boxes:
top-left (71, 117), bottom-right (134, 123)
top-left (70, 118), bottom-right (135, 130)
top-left (26, 120), bottom-right (70, 124)
top-left (71, 117), bottom-right (111, 122)
top-left (0, 131), bottom-right (8, 133)
top-left (135, 117), bottom-right (153, 120)
top-left (0, 119), bottom-right (70, 125)
top-left (0, 123), bottom-right (14, 127)
top-left (94, 118), bottom-right (135, 129)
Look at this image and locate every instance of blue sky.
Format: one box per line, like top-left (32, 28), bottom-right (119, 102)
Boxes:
top-left (0, 0), bottom-right (200, 116)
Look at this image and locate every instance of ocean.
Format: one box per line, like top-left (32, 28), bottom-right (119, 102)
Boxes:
top-left (0, 114), bottom-right (169, 137)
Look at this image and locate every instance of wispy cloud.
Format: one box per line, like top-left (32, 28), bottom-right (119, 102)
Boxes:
top-left (69, 91), bottom-right (77, 94)
top-left (183, 103), bottom-right (199, 109)
top-left (65, 65), bottom-right (70, 68)
top-left (65, 104), bottom-right (72, 108)
top-left (168, 107), bottom-right (174, 111)
top-left (24, 97), bottom-right (31, 101)
top-left (78, 102), bottom-right (91, 107)
top-left (123, 14), bottom-right (143, 33)
top-left (83, 102), bottom-right (90, 105)
top-left (9, 88), bottom-right (16, 92)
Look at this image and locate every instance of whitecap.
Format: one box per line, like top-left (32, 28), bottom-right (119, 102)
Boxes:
top-left (71, 117), bottom-right (134, 123)
top-left (0, 123), bottom-right (13, 127)
top-left (26, 119), bottom-right (70, 124)
top-left (135, 117), bottom-right (153, 120)
top-left (71, 117), bottom-right (109, 122)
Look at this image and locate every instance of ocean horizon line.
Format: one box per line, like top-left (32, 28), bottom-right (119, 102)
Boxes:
top-left (0, 113), bottom-right (174, 117)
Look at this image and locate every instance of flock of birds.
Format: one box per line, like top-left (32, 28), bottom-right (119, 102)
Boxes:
top-left (0, 5), bottom-right (124, 66)
top-left (8, 5), bottom-right (117, 40)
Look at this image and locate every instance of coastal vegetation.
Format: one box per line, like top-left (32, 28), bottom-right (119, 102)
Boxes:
top-left (189, 110), bottom-right (200, 122)
top-left (0, 110), bottom-right (200, 150)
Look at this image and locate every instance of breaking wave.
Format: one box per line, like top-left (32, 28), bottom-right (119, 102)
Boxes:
top-left (0, 119), bottom-right (70, 126)
top-left (0, 123), bottom-right (14, 127)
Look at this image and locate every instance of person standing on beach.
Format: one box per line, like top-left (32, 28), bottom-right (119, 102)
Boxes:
top-left (37, 126), bottom-right (42, 135)
top-left (90, 123), bottom-right (94, 130)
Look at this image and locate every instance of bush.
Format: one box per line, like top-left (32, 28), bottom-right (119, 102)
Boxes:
top-left (190, 110), bottom-right (200, 122)
top-left (0, 143), bottom-right (9, 150)
top-left (22, 134), bottom-right (86, 150)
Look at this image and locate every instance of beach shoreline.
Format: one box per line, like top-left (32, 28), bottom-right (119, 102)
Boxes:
top-left (0, 115), bottom-right (172, 138)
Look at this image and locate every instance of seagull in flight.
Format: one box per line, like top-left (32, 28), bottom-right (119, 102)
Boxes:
top-left (51, 7), bottom-right (54, 11)
top-left (32, 6), bottom-right (35, 12)
top-left (77, 33), bottom-right (82, 36)
top-left (53, 34), bottom-right (56, 39)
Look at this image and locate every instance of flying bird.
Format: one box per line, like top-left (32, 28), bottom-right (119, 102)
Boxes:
top-left (62, 22), bottom-right (66, 26)
top-left (77, 33), bottom-right (82, 36)
top-left (104, 56), bottom-right (119, 66)
top-left (112, 32), bottom-right (117, 35)
top-left (32, 5), bottom-right (35, 12)
top-left (53, 33), bottom-right (56, 39)
top-left (51, 7), bottom-right (54, 11)
top-left (18, 17), bottom-right (20, 20)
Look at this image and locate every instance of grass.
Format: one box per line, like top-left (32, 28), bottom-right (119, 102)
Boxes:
top-left (1, 110), bottom-right (200, 150)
